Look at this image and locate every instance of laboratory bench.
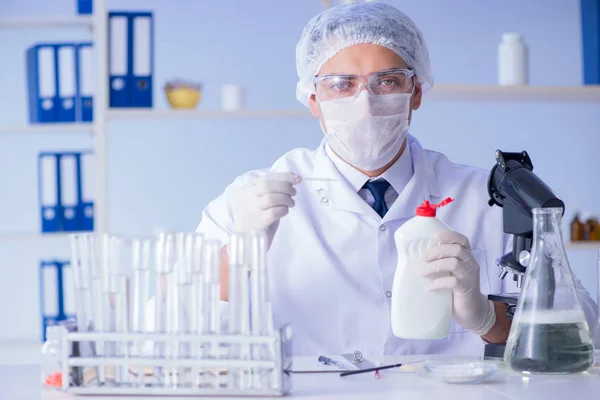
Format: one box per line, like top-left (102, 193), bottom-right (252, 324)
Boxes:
top-left (1, 355), bottom-right (600, 400)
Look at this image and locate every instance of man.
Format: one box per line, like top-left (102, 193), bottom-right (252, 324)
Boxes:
top-left (196, 2), bottom-right (597, 356)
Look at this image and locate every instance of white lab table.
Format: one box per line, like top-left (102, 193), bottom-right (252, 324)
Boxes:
top-left (1, 355), bottom-right (599, 400)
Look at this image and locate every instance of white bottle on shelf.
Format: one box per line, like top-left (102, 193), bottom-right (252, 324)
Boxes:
top-left (498, 33), bottom-right (528, 86)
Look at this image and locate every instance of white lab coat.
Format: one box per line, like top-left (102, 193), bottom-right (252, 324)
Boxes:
top-left (195, 134), bottom-right (597, 357)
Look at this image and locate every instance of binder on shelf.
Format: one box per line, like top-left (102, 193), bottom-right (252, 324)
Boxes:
top-left (77, 0), bottom-right (93, 15)
top-left (38, 151), bottom-right (94, 233)
top-left (130, 12), bottom-right (154, 107)
top-left (109, 13), bottom-right (130, 107)
top-left (38, 153), bottom-right (60, 232)
top-left (108, 12), bottom-right (154, 108)
top-left (39, 260), bottom-right (72, 341)
top-left (581, 0), bottom-right (600, 84)
top-left (57, 44), bottom-right (77, 122)
top-left (26, 44), bottom-right (59, 123)
top-left (60, 154), bottom-right (79, 231)
top-left (78, 152), bottom-right (95, 231)
top-left (76, 43), bottom-right (94, 122)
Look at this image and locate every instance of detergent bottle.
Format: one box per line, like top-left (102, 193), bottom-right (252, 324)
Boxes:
top-left (391, 197), bottom-right (454, 339)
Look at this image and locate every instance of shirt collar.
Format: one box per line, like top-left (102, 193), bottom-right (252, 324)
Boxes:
top-left (324, 139), bottom-right (414, 195)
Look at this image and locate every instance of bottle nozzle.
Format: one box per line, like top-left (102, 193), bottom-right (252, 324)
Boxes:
top-left (416, 197), bottom-right (454, 217)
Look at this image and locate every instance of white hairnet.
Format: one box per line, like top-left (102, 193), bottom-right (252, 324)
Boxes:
top-left (295, 2), bottom-right (434, 107)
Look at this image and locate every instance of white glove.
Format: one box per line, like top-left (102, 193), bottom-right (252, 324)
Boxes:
top-left (420, 231), bottom-right (496, 336)
top-left (230, 172), bottom-right (302, 243)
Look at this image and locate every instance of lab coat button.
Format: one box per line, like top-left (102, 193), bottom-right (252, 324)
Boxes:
top-left (320, 197), bottom-right (329, 204)
top-left (386, 291), bottom-right (392, 298)
top-left (379, 225), bottom-right (387, 232)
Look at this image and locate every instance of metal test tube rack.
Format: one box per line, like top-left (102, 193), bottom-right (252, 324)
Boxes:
top-left (59, 326), bottom-right (293, 396)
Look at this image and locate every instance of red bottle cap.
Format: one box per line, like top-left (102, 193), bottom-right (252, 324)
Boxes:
top-left (415, 197), bottom-right (454, 217)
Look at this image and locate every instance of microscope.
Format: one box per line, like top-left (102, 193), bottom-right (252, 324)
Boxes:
top-left (483, 150), bottom-right (565, 359)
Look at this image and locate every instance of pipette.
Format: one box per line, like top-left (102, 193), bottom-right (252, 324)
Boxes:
top-left (301, 177), bottom-right (338, 182)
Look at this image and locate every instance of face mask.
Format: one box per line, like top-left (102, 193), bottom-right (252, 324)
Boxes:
top-left (319, 90), bottom-right (412, 171)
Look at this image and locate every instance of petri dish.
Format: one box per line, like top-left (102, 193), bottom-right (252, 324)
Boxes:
top-left (417, 360), bottom-right (499, 384)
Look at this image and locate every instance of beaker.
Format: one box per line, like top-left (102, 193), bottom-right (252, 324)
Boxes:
top-left (504, 207), bottom-right (595, 374)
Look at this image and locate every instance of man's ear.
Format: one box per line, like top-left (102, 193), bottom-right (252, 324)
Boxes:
top-left (412, 81), bottom-right (422, 111)
top-left (309, 94), bottom-right (321, 118)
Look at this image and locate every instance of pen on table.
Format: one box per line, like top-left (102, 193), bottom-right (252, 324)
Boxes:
top-left (318, 355), bottom-right (345, 368)
top-left (339, 363), bottom-right (403, 377)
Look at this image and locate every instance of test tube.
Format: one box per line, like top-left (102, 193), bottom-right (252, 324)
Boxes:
top-left (249, 230), bottom-right (270, 388)
top-left (130, 238), bottom-right (151, 385)
top-left (69, 235), bottom-right (94, 342)
top-left (99, 235), bottom-right (117, 359)
top-left (109, 236), bottom-right (130, 385)
top-left (201, 240), bottom-right (222, 388)
top-left (227, 233), bottom-right (244, 389)
top-left (84, 234), bottom-right (105, 385)
top-left (167, 233), bottom-right (193, 387)
top-left (153, 234), bottom-right (171, 383)
top-left (189, 234), bottom-right (204, 387)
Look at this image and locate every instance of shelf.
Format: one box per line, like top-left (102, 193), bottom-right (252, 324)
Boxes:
top-left (0, 232), bottom-right (87, 240)
top-left (107, 108), bottom-right (312, 120)
top-left (0, 123), bottom-right (93, 135)
top-left (107, 85), bottom-right (600, 121)
top-left (2, 86), bottom-right (600, 132)
top-left (426, 84), bottom-right (600, 102)
top-left (0, 16), bottom-right (92, 29)
top-left (565, 241), bottom-right (600, 250)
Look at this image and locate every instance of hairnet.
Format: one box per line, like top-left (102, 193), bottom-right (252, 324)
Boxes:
top-left (295, 2), bottom-right (434, 107)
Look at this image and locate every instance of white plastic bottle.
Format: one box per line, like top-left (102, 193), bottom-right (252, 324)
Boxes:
top-left (498, 33), bottom-right (528, 86)
top-left (391, 198), bottom-right (454, 339)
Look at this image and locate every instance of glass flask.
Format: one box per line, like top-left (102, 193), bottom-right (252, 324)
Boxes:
top-left (504, 207), bottom-right (595, 374)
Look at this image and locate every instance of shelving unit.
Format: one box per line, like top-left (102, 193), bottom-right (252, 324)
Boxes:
top-left (1, 5), bottom-right (600, 241)
top-left (107, 108), bottom-right (312, 120)
top-left (425, 84), bottom-right (600, 102)
top-left (0, 123), bottom-right (93, 135)
top-left (0, 16), bottom-right (92, 29)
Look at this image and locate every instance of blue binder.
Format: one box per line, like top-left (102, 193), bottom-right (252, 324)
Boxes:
top-left (26, 44), bottom-right (59, 123)
top-left (40, 260), bottom-right (73, 341)
top-left (129, 12), bottom-right (154, 107)
top-left (77, 152), bottom-right (95, 231)
top-left (109, 13), bottom-right (131, 107)
top-left (38, 153), bottom-right (60, 232)
top-left (581, 0), bottom-right (600, 84)
top-left (60, 153), bottom-right (79, 231)
top-left (77, 0), bottom-right (93, 15)
top-left (108, 12), bottom-right (153, 108)
top-left (76, 43), bottom-right (94, 122)
top-left (57, 44), bottom-right (77, 122)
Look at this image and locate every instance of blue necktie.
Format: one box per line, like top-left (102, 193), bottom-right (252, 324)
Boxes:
top-left (363, 179), bottom-right (390, 218)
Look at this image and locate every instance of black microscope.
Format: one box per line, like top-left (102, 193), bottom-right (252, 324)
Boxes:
top-left (483, 150), bottom-right (564, 359)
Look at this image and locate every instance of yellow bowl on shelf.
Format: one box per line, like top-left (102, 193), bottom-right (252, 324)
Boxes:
top-left (165, 87), bottom-right (202, 109)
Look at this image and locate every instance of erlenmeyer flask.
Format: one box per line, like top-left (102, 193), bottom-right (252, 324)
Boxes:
top-left (504, 207), bottom-right (595, 374)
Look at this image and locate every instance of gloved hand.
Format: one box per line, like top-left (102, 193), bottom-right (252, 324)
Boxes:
top-left (420, 231), bottom-right (496, 336)
top-left (230, 172), bottom-right (302, 244)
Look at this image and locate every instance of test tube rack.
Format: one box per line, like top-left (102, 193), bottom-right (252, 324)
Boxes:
top-left (58, 325), bottom-right (293, 396)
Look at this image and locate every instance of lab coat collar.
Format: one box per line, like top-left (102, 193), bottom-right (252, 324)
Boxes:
top-left (383, 135), bottom-right (441, 222)
top-left (306, 140), bottom-right (376, 217)
top-left (323, 139), bottom-right (414, 197)
top-left (307, 134), bottom-right (440, 220)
